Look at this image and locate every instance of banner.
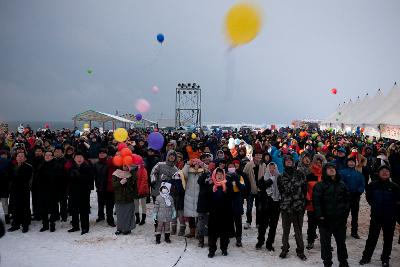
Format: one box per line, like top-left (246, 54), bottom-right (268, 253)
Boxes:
top-left (381, 124), bottom-right (400, 141)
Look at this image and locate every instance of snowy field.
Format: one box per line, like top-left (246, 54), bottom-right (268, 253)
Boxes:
top-left (1, 194), bottom-right (399, 267)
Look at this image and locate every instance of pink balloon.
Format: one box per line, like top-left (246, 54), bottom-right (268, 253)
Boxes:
top-left (151, 86), bottom-right (159, 94)
top-left (135, 99), bottom-right (151, 113)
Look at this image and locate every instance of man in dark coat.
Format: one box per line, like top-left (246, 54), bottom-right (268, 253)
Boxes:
top-left (53, 146), bottom-right (68, 221)
top-left (359, 165), bottom-right (400, 267)
top-left (0, 150), bottom-right (11, 224)
top-left (30, 146), bottom-right (44, 221)
top-left (94, 149), bottom-right (115, 227)
top-left (277, 154), bottom-right (307, 261)
top-left (313, 162), bottom-right (350, 267)
top-left (36, 151), bottom-right (59, 232)
top-left (8, 152), bottom-right (33, 233)
top-left (67, 151), bottom-right (94, 235)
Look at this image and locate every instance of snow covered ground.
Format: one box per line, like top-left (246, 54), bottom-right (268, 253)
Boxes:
top-left (1, 193), bottom-right (399, 267)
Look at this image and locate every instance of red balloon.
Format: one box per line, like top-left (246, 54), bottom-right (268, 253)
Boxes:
top-left (112, 155), bottom-right (123, 166)
top-left (120, 147), bottom-right (132, 157)
top-left (132, 154), bottom-right (142, 165)
top-left (117, 143), bottom-right (128, 151)
top-left (123, 156), bottom-right (133, 166)
top-left (331, 88), bottom-right (337, 95)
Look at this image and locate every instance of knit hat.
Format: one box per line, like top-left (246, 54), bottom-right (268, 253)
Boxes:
top-left (337, 147), bottom-right (346, 154)
top-left (377, 164), bottom-right (391, 173)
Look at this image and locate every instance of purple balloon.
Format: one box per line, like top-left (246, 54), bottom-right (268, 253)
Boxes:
top-left (135, 114), bottom-right (142, 121)
top-left (147, 132), bottom-right (164, 150)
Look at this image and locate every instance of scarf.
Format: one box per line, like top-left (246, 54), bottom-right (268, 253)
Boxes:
top-left (264, 162), bottom-right (281, 201)
top-left (160, 192), bottom-right (172, 206)
top-left (211, 168), bottom-right (227, 192)
top-left (113, 169), bottom-right (132, 185)
top-left (311, 164), bottom-right (322, 181)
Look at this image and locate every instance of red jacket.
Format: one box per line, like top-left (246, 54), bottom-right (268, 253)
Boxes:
top-left (136, 164), bottom-right (149, 198)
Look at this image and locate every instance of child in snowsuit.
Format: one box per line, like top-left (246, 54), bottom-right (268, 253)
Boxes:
top-left (153, 182), bottom-right (176, 244)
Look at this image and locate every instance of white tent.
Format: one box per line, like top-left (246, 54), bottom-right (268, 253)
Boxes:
top-left (367, 83), bottom-right (400, 125)
top-left (336, 99), bottom-right (353, 124)
top-left (341, 96), bottom-right (361, 124)
top-left (355, 89), bottom-right (385, 126)
top-left (324, 102), bottom-right (343, 123)
top-left (346, 93), bottom-right (372, 125)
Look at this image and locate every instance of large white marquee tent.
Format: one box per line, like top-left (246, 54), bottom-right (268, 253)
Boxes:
top-left (321, 82), bottom-right (400, 140)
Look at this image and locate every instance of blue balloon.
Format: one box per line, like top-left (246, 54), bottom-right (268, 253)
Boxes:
top-left (135, 114), bottom-right (142, 121)
top-left (157, 33), bottom-right (164, 44)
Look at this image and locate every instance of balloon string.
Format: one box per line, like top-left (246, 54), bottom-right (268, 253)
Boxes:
top-left (223, 48), bottom-right (235, 122)
top-left (142, 46), bottom-right (163, 70)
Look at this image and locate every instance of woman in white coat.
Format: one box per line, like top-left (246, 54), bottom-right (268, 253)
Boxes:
top-left (183, 158), bottom-right (206, 238)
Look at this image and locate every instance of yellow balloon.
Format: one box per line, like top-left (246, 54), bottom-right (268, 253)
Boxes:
top-left (114, 128), bottom-right (128, 142)
top-left (191, 133), bottom-right (197, 139)
top-left (83, 123), bottom-right (89, 129)
top-left (225, 3), bottom-right (262, 46)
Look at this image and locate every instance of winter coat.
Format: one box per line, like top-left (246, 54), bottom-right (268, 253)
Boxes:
top-left (366, 179), bottom-right (400, 223)
top-left (161, 171), bottom-right (185, 211)
top-left (271, 147), bottom-right (284, 173)
top-left (136, 165), bottom-right (149, 198)
top-left (333, 156), bottom-right (347, 171)
top-left (183, 164), bottom-right (205, 217)
top-left (36, 160), bottom-right (60, 214)
top-left (362, 154), bottom-right (376, 183)
top-left (389, 152), bottom-right (400, 185)
top-left (94, 159), bottom-right (108, 192)
top-left (208, 186), bottom-right (235, 238)
top-left (313, 172), bottom-right (350, 225)
top-left (339, 167), bottom-right (365, 194)
top-left (305, 164), bottom-right (323, 212)
top-left (0, 158), bottom-right (11, 198)
top-left (9, 162), bottom-right (33, 216)
top-left (68, 162), bottom-right (94, 214)
top-left (243, 160), bottom-right (267, 195)
top-left (53, 157), bottom-right (68, 195)
top-left (150, 150), bottom-right (178, 197)
top-left (277, 167), bottom-right (306, 214)
top-left (197, 171), bottom-right (213, 213)
top-left (0, 218), bottom-right (4, 238)
top-left (87, 142), bottom-right (101, 159)
top-left (154, 194), bottom-right (175, 223)
top-left (226, 172), bottom-right (246, 217)
top-left (112, 168), bottom-right (138, 204)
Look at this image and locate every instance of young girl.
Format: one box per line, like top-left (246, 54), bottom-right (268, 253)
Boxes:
top-left (153, 182), bottom-right (176, 244)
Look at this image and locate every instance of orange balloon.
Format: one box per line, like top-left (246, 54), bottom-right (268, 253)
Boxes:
top-left (123, 156), bottom-right (133, 166)
top-left (120, 147), bottom-right (133, 157)
top-left (112, 155), bottom-right (123, 167)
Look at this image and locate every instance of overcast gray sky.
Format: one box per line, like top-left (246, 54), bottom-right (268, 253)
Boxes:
top-left (1, 0), bottom-right (399, 124)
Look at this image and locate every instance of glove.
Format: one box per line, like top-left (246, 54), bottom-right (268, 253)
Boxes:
top-left (172, 210), bottom-right (176, 219)
top-left (152, 213), bottom-right (157, 222)
top-left (120, 178), bottom-right (127, 185)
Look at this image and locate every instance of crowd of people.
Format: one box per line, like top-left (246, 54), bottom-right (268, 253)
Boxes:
top-left (0, 125), bottom-right (399, 267)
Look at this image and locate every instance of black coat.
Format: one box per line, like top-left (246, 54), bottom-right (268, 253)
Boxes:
top-left (68, 162), bottom-right (94, 214)
top-left (0, 158), bottom-right (11, 198)
top-left (197, 172), bottom-right (213, 213)
top-left (366, 179), bottom-right (400, 223)
top-left (9, 162), bottom-right (33, 217)
top-left (53, 157), bottom-right (68, 195)
top-left (208, 184), bottom-right (235, 238)
top-left (36, 160), bottom-right (59, 214)
top-left (226, 172), bottom-right (246, 217)
top-left (389, 153), bottom-right (400, 185)
top-left (94, 159), bottom-right (108, 192)
top-left (313, 173), bottom-right (350, 226)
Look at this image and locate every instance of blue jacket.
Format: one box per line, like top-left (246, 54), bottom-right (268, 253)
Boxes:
top-left (339, 167), bottom-right (365, 194)
top-left (270, 147), bottom-right (284, 173)
top-left (333, 156), bottom-right (347, 171)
